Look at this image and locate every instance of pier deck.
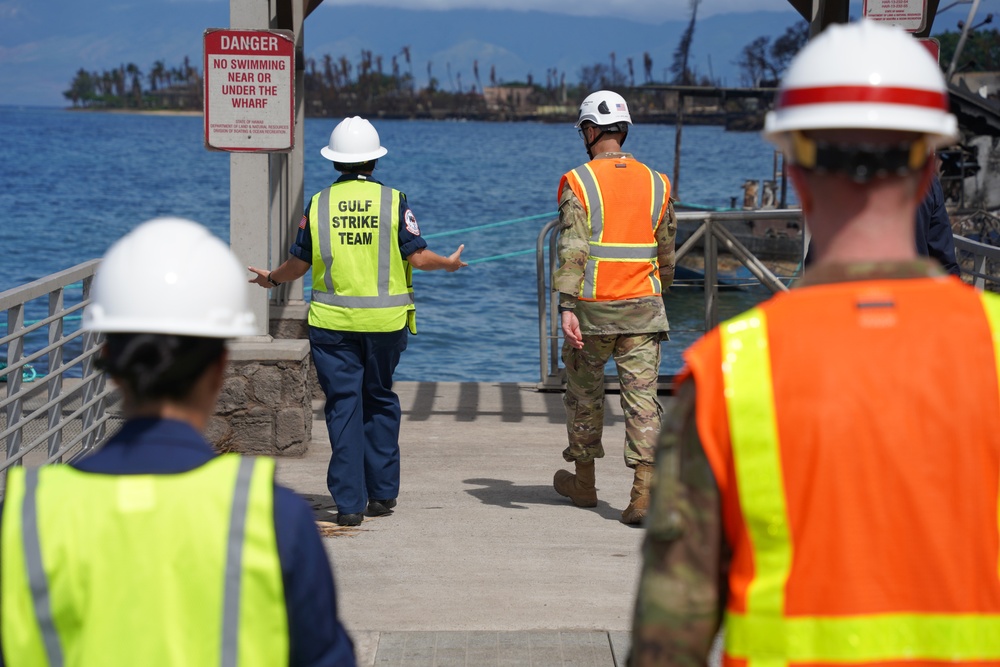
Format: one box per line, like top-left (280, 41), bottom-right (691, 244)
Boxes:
top-left (275, 381), bottom-right (675, 667)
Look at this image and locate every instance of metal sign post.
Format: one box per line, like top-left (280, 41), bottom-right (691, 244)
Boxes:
top-left (204, 28), bottom-right (295, 152)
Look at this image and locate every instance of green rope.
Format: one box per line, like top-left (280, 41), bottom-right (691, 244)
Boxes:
top-left (424, 212), bottom-right (558, 240)
top-left (466, 246), bottom-right (547, 265)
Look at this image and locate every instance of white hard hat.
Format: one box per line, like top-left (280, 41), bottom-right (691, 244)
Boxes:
top-left (764, 20), bottom-right (957, 150)
top-left (320, 116), bottom-right (388, 163)
top-left (576, 90), bottom-right (632, 129)
top-left (83, 218), bottom-right (256, 338)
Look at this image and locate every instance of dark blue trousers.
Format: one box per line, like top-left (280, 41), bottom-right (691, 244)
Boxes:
top-left (309, 326), bottom-right (407, 515)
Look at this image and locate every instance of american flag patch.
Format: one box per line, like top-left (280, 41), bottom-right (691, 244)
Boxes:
top-left (298, 215), bottom-right (307, 230)
top-left (615, 103), bottom-right (626, 111)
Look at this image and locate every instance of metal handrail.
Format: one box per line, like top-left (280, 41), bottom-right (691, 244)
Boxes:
top-left (954, 235), bottom-right (1000, 291)
top-left (536, 217), bottom-right (562, 387)
top-left (1, 260), bottom-right (119, 482)
top-left (537, 209), bottom-right (1000, 390)
top-left (536, 208), bottom-right (805, 390)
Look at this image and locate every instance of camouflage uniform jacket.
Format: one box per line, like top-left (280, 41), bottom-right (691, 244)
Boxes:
top-left (629, 259), bottom-right (951, 666)
top-left (553, 152), bottom-right (677, 336)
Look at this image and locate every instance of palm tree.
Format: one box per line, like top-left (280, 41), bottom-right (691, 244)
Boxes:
top-left (149, 60), bottom-right (166, 91)
top-left (126, 63), bottom-right (142, 107)
top-left (401, 46), bottom-right (413, 93)
top-left (63, 68), bottom-right (95, 107)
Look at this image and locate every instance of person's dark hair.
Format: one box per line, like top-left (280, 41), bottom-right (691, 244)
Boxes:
top-left (98, 333), bottom-right (225, 402)
top-left (333, 159), bottom-right (377, 174)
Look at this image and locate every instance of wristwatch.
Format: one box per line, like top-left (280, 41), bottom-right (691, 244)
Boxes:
top-left (267, 272), bottom-right (281, 286)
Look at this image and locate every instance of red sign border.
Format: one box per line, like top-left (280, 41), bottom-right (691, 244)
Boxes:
top-left (203, 28), bottom-right (296, 153)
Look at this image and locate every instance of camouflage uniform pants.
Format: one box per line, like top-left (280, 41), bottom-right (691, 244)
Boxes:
top-left (561, 332), bottom-right (663, 468)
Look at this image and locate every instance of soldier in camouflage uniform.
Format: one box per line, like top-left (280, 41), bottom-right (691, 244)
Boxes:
top-left (552, 90), bottom-right (676, 525)
top-left (631, 21), bottom-right (997, 665)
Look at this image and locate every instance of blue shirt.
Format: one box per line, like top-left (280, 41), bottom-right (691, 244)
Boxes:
top-left (915, 175), bottom-right (961, 277)
top-left (0, 418), bottom-right (356, 667)
top-left (290, 173), bottom-right (427, 262)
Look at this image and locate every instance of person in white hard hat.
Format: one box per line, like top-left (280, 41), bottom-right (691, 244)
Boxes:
top-left (0, 218), bottom-right (356, 666)
top-left (249, 116), bottom-right (466, 527)
top-left (551, 89), bottom-right (677, 525)
top-left (631, 20), bottom-right (1000, 666)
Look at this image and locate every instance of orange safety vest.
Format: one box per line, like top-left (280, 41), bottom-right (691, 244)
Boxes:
top-left (558, 157), bottom-right (671, 301)
top-left (682, 277), bottom-right (1000, 666)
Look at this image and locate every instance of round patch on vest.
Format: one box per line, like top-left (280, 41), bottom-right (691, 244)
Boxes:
top-left (405, 209), bottom-right (420, 236)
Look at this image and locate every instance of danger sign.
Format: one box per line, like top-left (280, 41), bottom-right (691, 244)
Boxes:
top-left (863, 0), bottom-right (928, 32)
top-left (204, 28), bottom-right (294, 152)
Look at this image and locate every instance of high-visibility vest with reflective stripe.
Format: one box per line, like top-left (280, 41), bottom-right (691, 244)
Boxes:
top-left (308, 179), bottom-right (415, 332)
top-left (0, 455), bottom-right (288, 667)
top-left (682, 278), bottom-right (1000, 666)
top-left (558, 157), bottom-right (671, 301)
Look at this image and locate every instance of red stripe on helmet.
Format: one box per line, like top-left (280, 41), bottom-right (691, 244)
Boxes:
top-left (779, 85), bottom-right (949, 111)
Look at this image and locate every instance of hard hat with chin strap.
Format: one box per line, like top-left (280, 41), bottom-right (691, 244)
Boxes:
top-left (321, 116), bottom-right (388, 163)
top-left (83, 217), bottom-right (256, 338)
top-left (764, 20), bottom-right (958, 180)
top-left (577, 90), bottom-right (632, 158)
top-left (576, 90), bottom-right (632, 131)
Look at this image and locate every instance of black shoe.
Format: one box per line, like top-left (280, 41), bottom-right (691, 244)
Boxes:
top-left (336, 512), bottom-right (364, 526)
top-left (367, 498), bottom-right (397, 517)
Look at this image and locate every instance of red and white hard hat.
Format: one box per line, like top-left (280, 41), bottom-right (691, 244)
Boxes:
top-left (764, 20), bottom-right (958, 151)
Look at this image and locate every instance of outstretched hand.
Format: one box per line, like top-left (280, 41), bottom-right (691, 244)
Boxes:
top-left (247, 266), bottom-right (271, 288)
top-left (447, 244), bottom-right (468, 272)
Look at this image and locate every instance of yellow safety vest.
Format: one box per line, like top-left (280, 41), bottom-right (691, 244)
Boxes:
top-left (1, 455), bottom-right (288, 667)
top-left (308, 179), bottom-right (416, 333)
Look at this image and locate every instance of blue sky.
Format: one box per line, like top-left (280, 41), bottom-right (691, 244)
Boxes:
top-left (319, 0), bottom-right (999, 23)
top-left (1, 0), bottom-right (997, 107)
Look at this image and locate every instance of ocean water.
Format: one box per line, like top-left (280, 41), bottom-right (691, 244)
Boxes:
top-left (0, 106), bottom-right (787, 381)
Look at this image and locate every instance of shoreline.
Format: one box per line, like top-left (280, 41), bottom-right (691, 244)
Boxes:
top-left (67, 107), bottom-right (203, 117)
top-left (61, 106), bottom-right (754, 127)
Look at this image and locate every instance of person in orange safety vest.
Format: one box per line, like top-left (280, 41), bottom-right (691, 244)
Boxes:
top-left (630, 20), bottom-right (1000, 665)
top-left (551, 89), bottom-right (677, 525)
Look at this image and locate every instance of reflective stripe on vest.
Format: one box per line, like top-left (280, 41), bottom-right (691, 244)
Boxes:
top-left (221, 457), bottom-right (256, 667)
top-left (719, 300), bottom-right (1000, 665)
top-left (0, 456), bottom-right (288, 667)
top-left (309, 181), bottom-right (414, 332)
top-left (314, 185), bottom-right (413, 309)
top-left (21, 468), bottom-right (63, 667)
top-left (567, 161), bottom-right (668, 301)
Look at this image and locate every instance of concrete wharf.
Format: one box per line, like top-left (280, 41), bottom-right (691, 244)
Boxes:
top-left (276, 381), bottom-right (674, 667)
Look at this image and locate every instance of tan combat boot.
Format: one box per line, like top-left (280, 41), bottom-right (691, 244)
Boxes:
top-left (553, 460), bottom-right (598, 508)
top-left (620, 463), bottom-right (655, 525)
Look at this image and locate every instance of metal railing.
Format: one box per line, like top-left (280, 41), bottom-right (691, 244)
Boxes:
top-left (536, 209), bottom-right (803, 390)
top-left (536, 209), bottom-right (1000, 391)
top-left (0, 260), bottom-right (120, 488)
top-left (955, 235), bottom-right (1000, 292)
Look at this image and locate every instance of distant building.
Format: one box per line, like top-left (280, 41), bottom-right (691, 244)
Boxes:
top-left (483, 86), bottom-right (533, 112)
top-left (147, 84), bottom-right (202, 110)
